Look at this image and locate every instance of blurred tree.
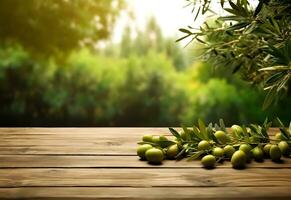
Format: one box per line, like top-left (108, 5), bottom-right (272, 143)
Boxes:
top-left (178, 0), bottom-right (291, 108)
top-left (120, 17), bottom-right (188, 70)
top-left (0, 0), bottom-right (124, 56)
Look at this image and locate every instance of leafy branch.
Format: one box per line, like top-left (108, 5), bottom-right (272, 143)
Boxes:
top-left (178, 0), bottom-right (291, 109)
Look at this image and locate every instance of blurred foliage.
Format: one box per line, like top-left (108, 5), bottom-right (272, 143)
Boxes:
top-left (0, 1), bottom-right (289, 126)
top-left (0, 0), bottom-right (124, 56)
top-left (179, 0), bottom-right (291, 108)
top-left (0, 31), bottom-right (290, 126)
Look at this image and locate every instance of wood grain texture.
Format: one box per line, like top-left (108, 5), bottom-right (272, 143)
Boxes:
top-left (0, 128), bottom-right (289, 200)
top-left (0, 168), bottom-right (291, 187)
top-left (0, 187), bottom-right (290, 200)
top-left (1, 155), bottom-right (291, 168)
top-left (0, 128), bottom-right (277, 155)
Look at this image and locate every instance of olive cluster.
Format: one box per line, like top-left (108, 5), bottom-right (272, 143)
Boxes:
top-left (137, 124), bottom-right (290, 169)
top-left (137, 135), bottom-right (179, 163)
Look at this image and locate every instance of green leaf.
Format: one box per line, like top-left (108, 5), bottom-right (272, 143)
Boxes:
top-left (198, 119), bottom-right (209, 140)
top-left (194, 6), bottom-right (201, 21)
top-left (182, 125), bottom-right (191, 141)
top-left (137, 141), bottom-right (157, 146)
top-left (232, 61), bottom-right (243, 73)
top-left (227, 22), bottom-right (250, 31)
top-left (259, 66), bottom-right (290, 71)
top-left (262, 87), bottom-right (276, 110)
top-left (219, 118), bottom-right (226, 131)
top-left (176, 34), bottom-right (192, 42)
top-left (169, 128), bottom-right (181, 139)
top-left (179, 28), bottom-right (192, 34)
top-left (254, 1), bottom-right (264, 17)
top-left (175, 147), bottom-right (186, 159)
top-left (220, 0), bottom-right (225, 7)
top-left (156, 140), bottom-right (176, 148)
top-left (193, 125), bottom-right (204, 140)
top-left (187, 151), bottom-right (204, 160)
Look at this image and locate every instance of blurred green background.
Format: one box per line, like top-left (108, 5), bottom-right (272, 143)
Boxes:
top-left (0, 0), bottom-right (290, 126)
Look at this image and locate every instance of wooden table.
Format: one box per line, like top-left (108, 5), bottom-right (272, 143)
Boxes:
top-left (0, 128), bottom-right (290, 199)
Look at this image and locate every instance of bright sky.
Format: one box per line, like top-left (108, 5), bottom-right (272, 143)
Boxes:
top-left (113, 0), bottom-right (209, 43)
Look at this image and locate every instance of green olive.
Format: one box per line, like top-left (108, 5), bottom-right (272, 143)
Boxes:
top-left (137, 144), bottom-right (152, 160)
top-left (223, 145), bottom-right (236, 158)
top-left (152, 136), bottom-right (160, 143)
top-left (142, 134), bottom-right (153, 142)
top-left (263, 144), bottom-right (272, 157)
top-left (145, 148), bottom-right (164, 163)
top-left (278, 141), bottom-right (289, 156)
top-left (239, 144), bottom-right (252, 157)
top-left (251, 146), bottom-right (264, 162)
top-left (231, 125), bottom-right (243, 135)
top-left (198, 140), bottom-right (211, 151)
top-left (214, 130), bottom-right (228, 144)
top-left (159, 135), bottom-right (169, 148)
top-left (270, 145), bottom-right (281, 162)
top-left (166, 144), bottom-right (179, 159)
top-left (275, 133), bottom-right (285, 141)
top-left (212, 147), bottom-right (224, 157)
top-left (159, 135), bottom-right (168, 141)
top-left (231, 150), bottom-right (247, 169)
top-left (201, 155), bottom-right (216, 168)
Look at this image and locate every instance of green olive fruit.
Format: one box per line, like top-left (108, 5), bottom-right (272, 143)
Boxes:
top-left (270, 145), bottom-right (281, 162)
top-left (142, 134), bottom-right (153, 142)
top-left (278, 141), bottom-right (290, 156)
top-left (180, 131), bottom-right (187, 140)
top-left (231, 125), bottom-right (243, 135)
top-left (159, 135), bottom-right (169, 148)
top-left (198, 140), bottom-right (211, 151)
top-left (275, 133), bottom-right (284, 141)
top-left (145, 148), bottom-right (164, 163)
top-left (239, 144), bottom-right (252, 157)
top-left (201, 155), bottom-right (216, 168)
top-left (231, 150), bottom-right (247, 169)
top-left (159, 135), bottom-right (168, 141)
top-left (152, 136), bottom-right (160, 143)
top-left (137, 144), bottom-right (152, 160)
top-left (263, 144), bottom-right (272, 157)
top-left (166, 144), bottom-right (179, 159)
top-left (224, 145), bottom-right (236, 158)
top-left (214, 131), bottom-right (228, 144)
top-left (212, 147), bottom-right (224, 157)
top-left (251, 146), bottom-right (264, 162)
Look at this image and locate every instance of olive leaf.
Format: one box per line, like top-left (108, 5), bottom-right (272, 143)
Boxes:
top-left (187, 151), bottom-right (204, 161)
top-left (169, 127), bottom-right (181, 139)
top-left (219, 118), bottom-right (226, 132)
top-left (198, 119), bottom-right (209, 140)
top-left (177, 0), bottom-right (291, 108)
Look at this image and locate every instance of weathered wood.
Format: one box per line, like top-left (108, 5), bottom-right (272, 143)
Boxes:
top-left (0, 187), bottom-right (290, 200)
top-left (0, 128), bottom-right (288, 200)
top-left (1, 155), bottom-right (291, 168)
top-left (0, 168), bottom-right (290, 187)
top-left (0, 128), bottom-right (278, 155)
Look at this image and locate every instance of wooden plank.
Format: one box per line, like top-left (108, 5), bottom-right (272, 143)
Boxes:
top-left (0, 187), bottom-right (291, 200)
top-left (0, 168), bottom-right (290, 187)
top-left (1, 155), bottom-right (291, 168)
top-left (0, 128), bottom-right (277, 139)
top-left (0, 128), bottom-right (171, 136)
top-left (0, 128), bottom-right (278, 155)
top-left (0, 146), bottom-right (136, 155)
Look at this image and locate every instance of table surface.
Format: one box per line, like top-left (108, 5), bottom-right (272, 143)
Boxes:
top-left (0, 128), bottom-right (290, 200)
